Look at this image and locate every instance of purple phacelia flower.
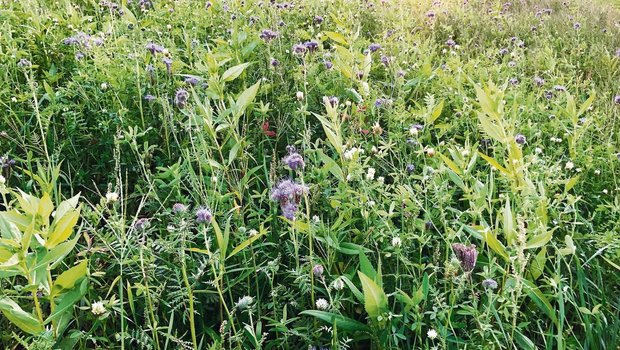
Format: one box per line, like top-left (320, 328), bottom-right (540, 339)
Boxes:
top-left (304, 41), bottom-right (319, 52)
top-left (134, 218), bottom-right (150, 230)
top-left (312, 264), bottom-right (324, 277)
top-left (259, 29), bottom-right (279, 41)
top-left (184, 76), bottom-right (200, 86)
top-left (509, 78), bottom-right (519, 85)
top-left (196, 207), bottom-right (213, 223)
top-left (534, 76), bottom-right (545, 86)
top-left (270, 179), bottom-right (308, 220)
top-left (573, 22), bottom-right (581, 30)
top-left (144, 94), bottom-right (156, 102)
top-left (172, 203), bottom-right (188, 213)
top-left (499, 48), bottom-right (509, 55)
top-left (282, 145), bottom-right (305, 170)
top-left (292, 43), bottom-right (307, 55)
top-left (614, 95), bottom-right (620, 104)
top-left (452, 243), bottom-right (478, 272)
top-left (17, 58), bottom-right (32, 67)
top-left (327, 96), bottom-right (339, 107)
top-left (146, 42), bottom-right (165, 54)
top-left (174, 88), bottom-right (189, 109)
top-left (482, 279), bottom-right (498, 289)
top-left (374, 98), bottom-right (392, 108)
top-left (553, 85), bottom-right (566, 92)
top-left (162, 57), bottom-right (173, 74)
top-left (515, 133), bottom-right (526, 145)
top-left (368, 43), bottom-right (381, 52)
top-left (406, 164), bottom-right (415, 173)
top-left (324, 60), bottom-right (333, 69)
top-left (271, 58), bottom-right (280, 67)
top-left (445, 39), bottom-right (456, 47)
top-left (380, 55), bottom-right (391, 66)
top-left (313, 15), bottom-right (323, 24)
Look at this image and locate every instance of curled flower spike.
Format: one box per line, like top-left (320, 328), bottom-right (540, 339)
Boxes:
top-left (282, 145), bottom-right (305, 170)
top-left (195, 207), bottom-right (213, 223)
top-left (270, 179), bottom-right (308, 220)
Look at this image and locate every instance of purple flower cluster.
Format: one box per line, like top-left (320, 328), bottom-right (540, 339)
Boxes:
top-left (175, 88), bottom-right (189, 109)
top-left (533, 76), bottom-right (545, 86)
top-left (369, 43), bottom-right (381, 52)
top-left (282, 145), bottom-right (305, 170)
top-left (64, 32), bottom-right (104, 49)
top-left (292, 43), bottom-right (307, 55)
top-left (304, 41), bottom-right (319, 52)
top-left (146, 42), bottom-right (165, 55)
top-left (270, 179), bottom-right (308, 220)
top-left (260, 29), bottom-right (279, 41)
top-left (452, 243), bottom-right (478, 272)
top-left (172, 203), bottom-right (187, 213)
top-left (196, 207), bottom-right (213, 223)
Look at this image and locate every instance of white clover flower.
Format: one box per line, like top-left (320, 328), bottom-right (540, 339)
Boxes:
top-left (603, 189), bottom-right (608, 194)
top-left (409, 126), bottom-right (419, 136)
top-left (312, 215), bottom-right (320, 223)
top-left (248, 229), bottom-right (258, 237)
top-left (535, 147), bottom-right (543, 154)
top-left (594, 169), bottom-right (601, 175)
top-left (366, 168), bottom-right (376, 180)
top-left (461, 149), bottom-right (470, 157)
top-left (105, 191), bottom-right (119, 203)
top-left (296, 91), bottom-right (304, 100)
top-left (368, 200), bottom-right (376, 207)
top-left (427, 328), bottom-right (438, 340)
top-left (211, 176), bottom-right (218, 183)
top-left (392, 236), bottom-right (402, 248)
top-left (377, 176), bottom-right (385, 184)
top-left (91, 301), bottom-right (106, 316)
top-left (332, 278), bottom-right (345, 291)
top-left (565, 161), bottom-right (574, 170)
top-left (315, 298), bottom-right (329, 310)
top-left (0, 175), bottom-right (5, 185)
top-left (346, 174), bottom-right (352, 181)
top-left (236, 296), bottom-right (254, 310)
top-left (371, 146), bottom-right (378, 153)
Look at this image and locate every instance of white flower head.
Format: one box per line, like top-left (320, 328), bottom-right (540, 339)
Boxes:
top-left (377, 176), bottom-right (385, 184)
top-left (0, 175), bottom-right (5, 185)
top-left (427, 328), bottom-right (438, 340)
top-left (332, 278), bottom-right (345, 291)
top-left (91, 301), bottom-right (106, 316)
top-left (392, 236), bottom-right (402, 248)
top-left (105, 191), bottom-right (119, 203)
top-left (296, 91), bottom-right (304, 101)
top-left (236, 296), bottom-right (254, 310)
top-left (366, 167), bottom-right (376, 180)
top-left (315, 298), bottom-right (329, 310)
top-left (565, 161), bottom-right (574, 170)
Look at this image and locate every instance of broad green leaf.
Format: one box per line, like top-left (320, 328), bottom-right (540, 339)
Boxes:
top-left (478, 151), bottom-right (511, 176)
top-left (439, 153), bottom-right (462, 175)
top-left (45, 278), bottom-right (88, 325)
top-left (564, 175), bottom-right (580, 193)
top-left (300, 310), bottom-right (370, 332)
top-left (222, 62), bottom-right (251, 82)
top-left (428, 100), bottom-right (444, 124)
top-left (46, 207), bottom-right (81, 249)
top-left (34, 234), bottom-right (81, 270)
top-left (37, 193), bottom-right (54, 223)
top-left (358, 271), bottom-right (388, 320)
top-left (324, 31), bottom-right (348, 46)
top-left (514, 330), bottom-right (536, 350)
top-left (482, 229), bottom-right (509, 262)
top-left (358, 252), bottom-right (377, 283)
top-left (559, 235), bottom-right (576, 256)
top-left (522, 279), bottom-right (559, 326)
top-left (577, 93), bottom-right (595, 117)
top-left (0, 213), bottom-right (22, 240)
top-left (234, 81), bottom-right (261, 117)
top-left (503, 198), bottom-right (515, 244)
top-left (0, 297), bottom-right (44, 334)
top-left (52, 260), bottom-right (88, 296)
top-left (525, 227), bottom-right (555, 250)
top-left (55, 194), bottom-right (80, 221)
top-left (528, 247), bottom-right (547, 280)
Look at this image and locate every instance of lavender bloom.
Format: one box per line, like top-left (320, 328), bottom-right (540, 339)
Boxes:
top-left (397, 70), bottom-right (405, 77)
top-left (573, 22), bottom-right (581, 30)
top-left (174, 88), bottom-right (189, 109)
top-left (482, 279), bottom-right (498, 290)
top-left (327, 96), bottom-right (339, 107)
top-left (184, 76), bottom-right (200, 86)
top-left (380, 55), bottom-right (391, 66)
top-left (498, 48), bottom-right (509, 55)
top-left (312, 264), bottom-right (324, 277)
top-left (146, 42), bottom-right (165, 54)
top-left (445, 39), bottom-right (456, 47)
top-left (313, 15), bottom-right (323, 24)
top-left (324, 60), bottom-right (333, 69)
top-left (614, 95), bottom-right (620, 104)
top-left (452, 243), bottom-right (478, 272)
top-left (75, 52), bottom-right (85, 60)
top-left (270, 179), bottom-right (308, 220)
top-left (534, 76), bottom-right (545, 86)
top-left (270, 58), bottom-right (280, 67)
top-left (509, 78), bottom-right (519, 85)
top-left (144, 94), bottom-right (156, 102)
top-left (162, 57), bottom-right (173, 74)
top-left (259, 29), bottom-right (279, 41)
top-left (172, 203), bottom-right (188, 213)
top-left (553, 85), bottom-right (567, 92)
top-left (406, 164), bottom-right (415, 173)
top-left (134, 218), bottom-right (150, 230)
top-left (374, 98), bottom-right (392, 108)
top-left (196, 207), bottom-right (213, 223)
top-left (292, 43), bottom-right (307, 55)
top-left (17, 58), bottom-right (32, 67)
top-left (304, 41), bottom-right (319, 52)
top-left (515, 134), bottom-right (526, 145)
top-left (369, 43), bottom-right (381, 52)
top-left (545, 90), bottom-right (553, 99)
top-left (282, 145), bottom-right (305, 170)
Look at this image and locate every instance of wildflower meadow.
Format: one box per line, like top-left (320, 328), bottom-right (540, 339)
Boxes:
top-left (1, 0), bottom-right (620, 348)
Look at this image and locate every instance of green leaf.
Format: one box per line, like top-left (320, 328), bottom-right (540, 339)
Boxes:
top-left (514, 330), bottom-right (536, 350)
top-left (522, 279), bottom-right (559, 326)
top-left (428, 100), bottom-right (444, 124)
top-left (46, 207), bottom-right (81, 249)
top-left (577, 93), bottom-right (595, 117)
top-left (234, 81), bottom-right (261, 117)
top-left (0, 297), bottom-right (44, 334)
top-left (439, 153), bottom-right (462, 175)
top-left (227, 230), bottom-right (265, 260)
top-left (301, 310), bottom-right (369, 333)
top-left (221, 62), bottom-right (251, 82)
top-left (358, 252), bottom-right (377, 283)
top-left (478, 151), bottom-right (511, 176)
top-left (525, 227), bottom-right (555, 250)
top-left (45, 278), bottom-right (88, 325)
top-left (34, 234), bottom-right (81, 270)
top-left (503, 198), bottom-right (515, 244)
top-left (558, 235), bottom-right (576, 256)
top-left (481, 229), bottom-right (510, 262)
top-left (324, 31), bottom-right (348, 46)
top-left (52, 260), bottom-right (88, 296)
top-left (564, 175), bottom-right (580, 193)
top-left (357, 271), bottom-right (388, 320)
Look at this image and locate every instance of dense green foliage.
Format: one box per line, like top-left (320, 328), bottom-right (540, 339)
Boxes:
top-left (1, 0), bottom-right (620, 348)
